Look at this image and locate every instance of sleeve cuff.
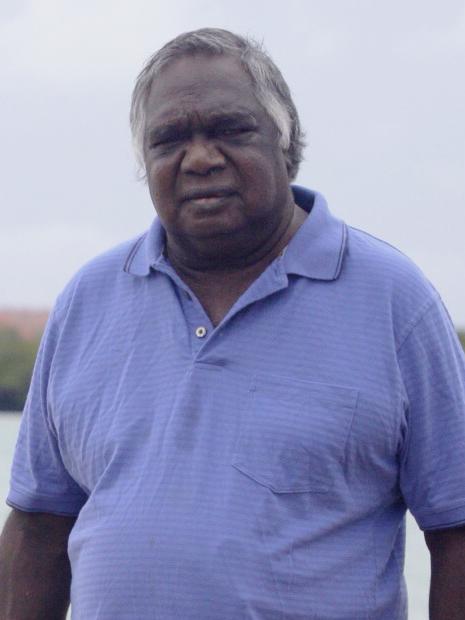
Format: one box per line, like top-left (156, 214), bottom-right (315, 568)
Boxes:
top-left (6, 486), bottom-right (86, 517)
top-left (413, 502), bottom-right (465, 531)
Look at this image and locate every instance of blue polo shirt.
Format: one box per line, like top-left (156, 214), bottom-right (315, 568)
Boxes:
top-left (8, 187), bottom-right (465, 619)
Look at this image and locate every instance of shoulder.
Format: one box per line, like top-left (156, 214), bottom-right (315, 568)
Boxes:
top-left (346, 225), bottom-right (429, 286)
top-left (52, 233), bottom-right (147, 323)
top-left (344, 225), bottom-right (440, 347)
top-left (345, 225), bottom-right (435, 295)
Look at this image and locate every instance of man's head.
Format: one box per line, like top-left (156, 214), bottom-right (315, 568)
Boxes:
top-left (130, 28), bottom-right (304, 181)
top-left (130, 28), bottom-right (306, 267)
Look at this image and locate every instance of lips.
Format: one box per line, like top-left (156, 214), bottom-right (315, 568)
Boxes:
top-left (181, 187), bottom-right (236, 202)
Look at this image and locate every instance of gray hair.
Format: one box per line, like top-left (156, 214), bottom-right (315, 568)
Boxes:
top-left (130, 28), bottom-right (305, 181)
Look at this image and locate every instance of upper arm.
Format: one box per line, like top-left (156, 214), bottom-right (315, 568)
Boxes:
top-left (7, 307), bottom-right (87, 516)
top-left (0, 509), bottom-right (76, 619)
top-left (425, 525), bottom-right (465, 559)
top-left (398, 296), bottom-right (465, 531)
top-left (2, 508), bottom-right (76, 550)
top-left (425, 526), bottom-right (465, 619)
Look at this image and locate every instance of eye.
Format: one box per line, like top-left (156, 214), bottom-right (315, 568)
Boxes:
top-left (216, 125), bottom-right (254, 138)
top-left (148, 126), bottom-right (189, 151)
top-left (148, 133), bottom-right (187, 156)
top-left (149, 136), bottom-right (177, 149)
top-left (222, 127), bottom-right (244, 135)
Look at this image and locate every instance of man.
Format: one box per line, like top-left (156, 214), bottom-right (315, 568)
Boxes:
top-left (1, 28), bottom-right (465, 620)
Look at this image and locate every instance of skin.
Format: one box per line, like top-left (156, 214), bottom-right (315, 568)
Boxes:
top-left (425, 526), bottom-right (465, 618)
top-left (143, 53), bottom-right (307, 325)
top-left (0, 508), bottom-right (76, 619)
top-left (0, 52), bottom-right (464, 619)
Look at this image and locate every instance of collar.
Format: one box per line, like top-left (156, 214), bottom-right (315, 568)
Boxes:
top-left (124, 185), bottom-right (347, 281)
top-left (123, 216), bottom-right (166, 277)
top-left (282, 186), bottom-right (347, 280)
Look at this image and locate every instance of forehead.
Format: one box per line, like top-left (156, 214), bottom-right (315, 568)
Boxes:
top-left (145, 54), bottom-right (263, 126)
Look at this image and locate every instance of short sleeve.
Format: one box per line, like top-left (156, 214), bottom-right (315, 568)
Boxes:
top-left (399, 294), bottom-right (465, 531)
top-left (6, 306), bottom-right (87, 516)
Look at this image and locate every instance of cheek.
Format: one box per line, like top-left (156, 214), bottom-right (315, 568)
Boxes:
top-left (147, 158), bottom-right (169, 183)
top-left (239, 156), bottom-right (284, 194)
top-left (147, 160), bottom-right (175, 199)
top-left (146, 170), bottom-right (176, 224)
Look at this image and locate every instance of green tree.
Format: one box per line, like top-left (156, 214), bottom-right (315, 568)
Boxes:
top-left (458, 331), bottom-right (465, 351)
top-left (0, 329), bottom-right (40, 411)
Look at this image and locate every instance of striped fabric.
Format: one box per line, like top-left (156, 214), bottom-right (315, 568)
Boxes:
top-left (8, 187), bottom-right (465, 619)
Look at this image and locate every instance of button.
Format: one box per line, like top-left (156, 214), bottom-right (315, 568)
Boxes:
top-left (195, 326), bottom-right (207, 338)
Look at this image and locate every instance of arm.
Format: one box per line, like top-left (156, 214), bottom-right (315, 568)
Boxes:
top-left (0, 508), bottom-right (76, 620)
top-left (425, 525), bottom-right (465, 620)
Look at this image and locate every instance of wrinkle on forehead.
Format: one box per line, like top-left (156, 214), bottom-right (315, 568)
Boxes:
top-left (146, 55), bottom-right (257, 111)
top-left (147, 82), bottom-right (258, 118)
top-left (149, 56), bottom-right (252, 97)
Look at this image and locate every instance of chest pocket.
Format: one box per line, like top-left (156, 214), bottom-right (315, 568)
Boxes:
top-left (232, 374), bottom-right (358, 493)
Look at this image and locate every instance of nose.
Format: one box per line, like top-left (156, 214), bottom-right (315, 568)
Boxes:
top-left (180, 136), bottom-right (226, 175)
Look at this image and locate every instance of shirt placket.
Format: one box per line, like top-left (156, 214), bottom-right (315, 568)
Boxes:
top-left (181, 289), bottom-right (214, 356)
top-left (151, 256), bottom-right (214, 358)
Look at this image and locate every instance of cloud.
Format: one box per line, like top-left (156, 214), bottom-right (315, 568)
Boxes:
top-left (0, 223), bottom-right (120, 307)
top-left (0, 0), bottom-right (30, 22)
top-left (0, 0), bottom-right (464, 323)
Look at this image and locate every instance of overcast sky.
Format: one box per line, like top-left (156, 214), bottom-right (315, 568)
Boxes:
top-left (1, 0), bottom-right (464, 327)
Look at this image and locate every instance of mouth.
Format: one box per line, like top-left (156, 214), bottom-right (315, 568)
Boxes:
top-left (181, 188), bottom-right (236, 207)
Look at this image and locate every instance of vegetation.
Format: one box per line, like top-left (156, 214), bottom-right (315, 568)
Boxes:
top-left (459, 331), bottom-right (465, 350)
top-left (0, 327), bottom-right (464, 413)
top-left (0, 329), bottom-right (40, 412)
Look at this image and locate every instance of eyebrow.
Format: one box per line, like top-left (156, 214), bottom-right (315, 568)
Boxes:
top-left (146, 110), bottom-right (258, 142)
top-left (147, 123), bottom-right (185, 143)
top-left (203, 111), bottom-right (258, 125)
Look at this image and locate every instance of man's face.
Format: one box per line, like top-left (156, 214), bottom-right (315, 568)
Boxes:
top-left (143, 53), bottom-right (293, 259)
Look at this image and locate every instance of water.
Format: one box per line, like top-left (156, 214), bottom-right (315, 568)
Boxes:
top-left (0, 412), bottom-right (429, 618)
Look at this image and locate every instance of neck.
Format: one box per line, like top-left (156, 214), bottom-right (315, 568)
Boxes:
top-left (166, 202), bottom-right (308, 282)
top-left (164, 202), bottom-right (308, 327)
